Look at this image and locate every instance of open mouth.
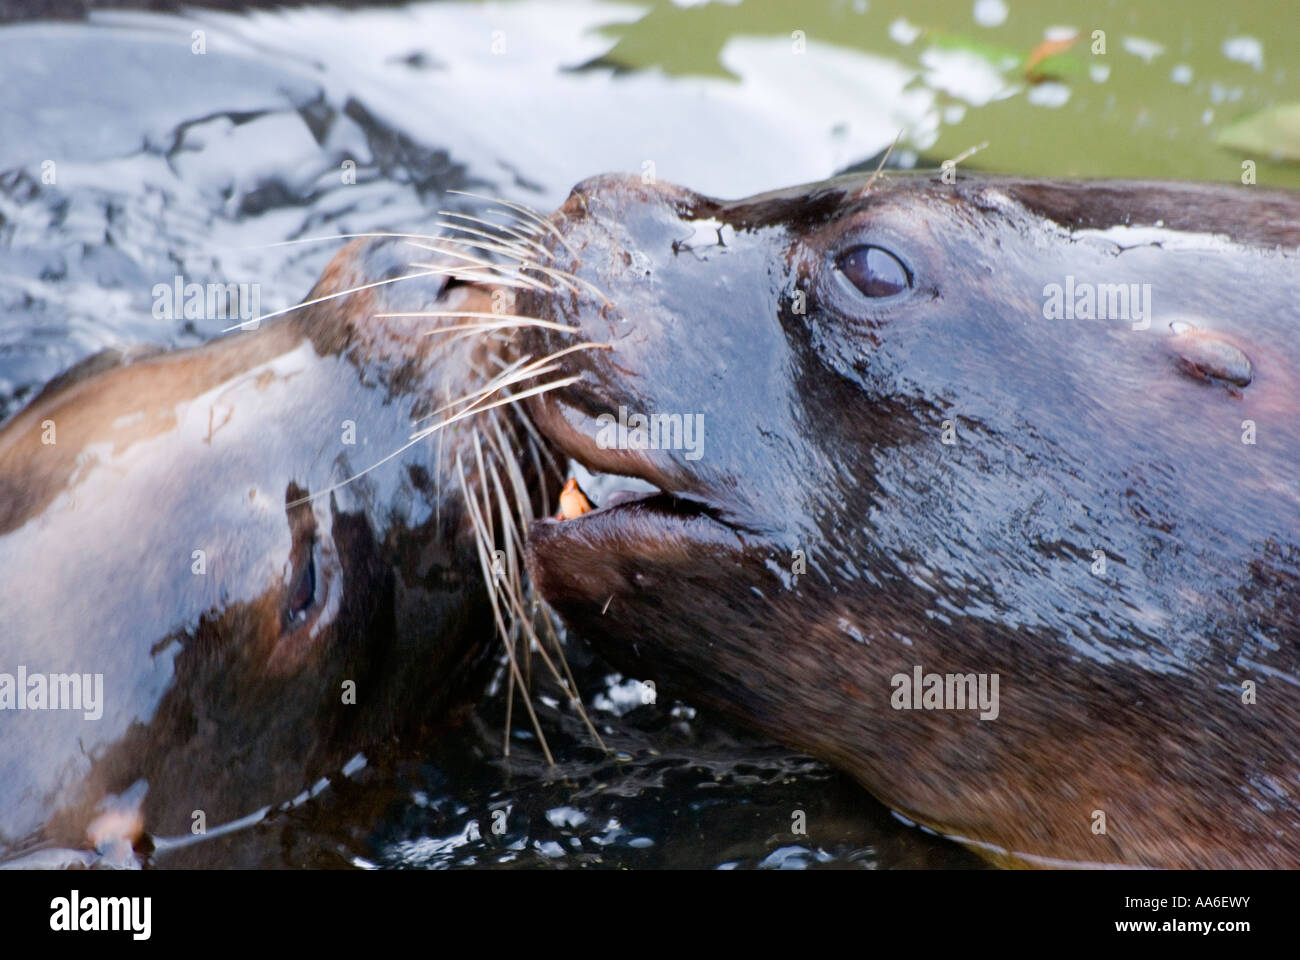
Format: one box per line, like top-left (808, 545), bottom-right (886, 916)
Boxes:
top-left (521, 397), bottom-right (742, 616)
top-left (539, 461), bottom-right (725, 532)
top-left (520, 385), bottom-right (731, 539)
top-left (523, 457), bottom-right (740, 614)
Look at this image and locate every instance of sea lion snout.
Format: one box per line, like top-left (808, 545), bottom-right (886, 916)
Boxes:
top-left (559, 172), bottom-right (709, 222)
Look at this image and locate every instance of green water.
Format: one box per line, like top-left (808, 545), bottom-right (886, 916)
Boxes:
top-left (587, 0), bottom-right (1300, 188)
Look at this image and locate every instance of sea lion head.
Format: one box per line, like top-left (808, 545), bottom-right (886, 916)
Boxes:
top-left (0, 236), bottom-right (547, 863)
top-left (522, 171), bottom-right (1300, 868)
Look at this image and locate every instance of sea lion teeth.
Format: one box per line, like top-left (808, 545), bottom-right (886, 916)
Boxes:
top-left (555, 476), bottom-right (595, 519)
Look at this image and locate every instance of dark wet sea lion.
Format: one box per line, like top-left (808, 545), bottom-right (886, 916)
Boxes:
top-left (521, 171), bottom-right (1300, 868)
top-left (0, 236), bottom-right (552, 865)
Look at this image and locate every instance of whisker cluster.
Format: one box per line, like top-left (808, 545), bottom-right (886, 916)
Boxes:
top-left (271, 193), bottom-right (614, 766)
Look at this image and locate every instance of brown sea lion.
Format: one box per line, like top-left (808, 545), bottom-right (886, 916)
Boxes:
top-left (521, 171), bottom-right (1300, 868)
top-left (0, 235), bottom-right (556, 865)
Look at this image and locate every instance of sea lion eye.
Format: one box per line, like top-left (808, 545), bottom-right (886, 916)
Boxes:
top-left (837, 245), bottom-right (911, 298)
top-left (285, 550), bottom-right (317, 624)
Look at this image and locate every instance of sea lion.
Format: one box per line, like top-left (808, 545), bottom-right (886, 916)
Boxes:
top-left (521, 171), bottom-right (1300, 868)
top-left (0, 235), bottom-right (555, 865)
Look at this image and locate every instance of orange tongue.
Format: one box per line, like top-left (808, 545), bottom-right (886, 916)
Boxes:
top-left (554, 476), bottom-right (594, 520)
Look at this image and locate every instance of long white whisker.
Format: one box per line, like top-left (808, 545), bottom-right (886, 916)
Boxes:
top-left (427, 220), bottom-right (533, 259)
top-left (448, 202), bottom-right (543, 240)
top-left (407, 235), bottom-right (527, 262)
top-left (407, 376), bottom-right (580, 443)
top-left (447, 212), bottom-right (547, 257)
top-left (285, 376), bottom-right (579, 508)
top-left (447, 327), bottom-right (515, 348)
top-left (415, 236), bottom-right (580, 296)
top-left (220, 268), bottom-right (444, 332)
top-left (406, 237), bottom-right (602, 303)
top-left (447, 190), bottom-right (581, 261)
top-left (457, 454), bottom-right (554, 766)
top-left (405, 241), bottom-right (559, 293)
top-left (426, 362), bottom-right (559, 416)
top-left (420, 341), bottom-right (606, 422)
top-left (370, 310), bottom-right (580, 335)
top-left (488, 439), bottom-right (598, 743)
top-left (422, 355), bottom-right (534, 419)
top-left (435, 212), bottom-right (553, 260)
top-left (405, 260), bottom-right (550, 292)
top-left (426, 322), bottom-right (566, 335)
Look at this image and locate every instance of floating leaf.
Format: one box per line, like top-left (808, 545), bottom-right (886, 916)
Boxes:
top-left (1216, 103), bottom-right (1300, 162)
top-left (1023, 34), bottom-right (1081, 82)
top-left (926, 32), bottom-right (1023, 71)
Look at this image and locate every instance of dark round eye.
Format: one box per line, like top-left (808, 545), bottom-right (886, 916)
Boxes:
top-left (837, 245), bottom-right (911, 298)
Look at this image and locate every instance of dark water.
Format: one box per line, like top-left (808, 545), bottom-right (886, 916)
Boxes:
top-left (2, 0), bottom-right (1290, 868)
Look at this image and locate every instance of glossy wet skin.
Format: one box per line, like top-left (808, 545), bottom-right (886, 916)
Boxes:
top-left (523, 172), bottom-right (1300, 867)
top-left (0, 238), bottom-right (537, 861)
